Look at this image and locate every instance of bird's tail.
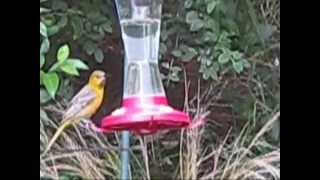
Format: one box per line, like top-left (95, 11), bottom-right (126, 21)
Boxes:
top-left (41, 117), bottom-right (77, 156)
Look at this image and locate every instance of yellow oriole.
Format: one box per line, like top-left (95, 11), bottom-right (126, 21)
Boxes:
top-left (42, 70), bottom-right (106, 155)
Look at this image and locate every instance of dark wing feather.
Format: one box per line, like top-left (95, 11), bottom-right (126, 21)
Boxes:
top-left (62, 85), bottom-right (96, 120)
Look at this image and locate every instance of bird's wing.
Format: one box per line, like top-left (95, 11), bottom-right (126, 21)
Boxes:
top-left (62, 85), bottom-right (96, 120)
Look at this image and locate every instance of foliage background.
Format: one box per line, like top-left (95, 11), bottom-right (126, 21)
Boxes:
top-left (40, 0), bottom-right (280, 179)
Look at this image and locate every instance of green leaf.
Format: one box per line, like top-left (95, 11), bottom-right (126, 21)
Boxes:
top-left (169, 73), bottom-right (180, 82)
top-left (97, 26), bottom-right (104, 35)
top-left (207, 1), bottom-right (217, 14)
top-left (71, 15), bottom-right (83, 40)
top-left (205, 19), bottom-right (219, 32)
top-left (83, 41), bottom-right (96, 55)
top-left (184, 0), bottom-right (193, 8)
top-left (171, 50), bottom-right (182, 57)
top-left (94, 48), bottom-right (104, 63)
top-left (224, 19), bottom-right (239, 36)
top-left (40, 88), bottom-right (51, 104)
top-left (190, 19), bottom-right (204, 31)
top-left (40, 54), bottom-right (45, 69)
top-left (186, 11), bottom-right (205, 31)
top-left (49, 61), bottom-right (64, 72)
top-left (203, 31), bottom-right (218, 42)
top-left (40, 7), bottom-right (50, 14)
top-left (211, 62), bottom-right (220, 72)
top-left (88, 12), bottom-right (108, 24)
top-left (47, 25), bottom-right (60, 37)
top-left (67, 59), bottom-right (89, 70)
top-left (186, 47), bottom-right (197, 56)
top-left (205, 57), bottom-right (212, 66)
top-left (232, 60), bottom-right (244, 73)
top-left (98, 28), bottom-right (106, 38)
top-left (209, 68), bottom-right (218, 80)
top-left (87, 31), bottom-right (104, 41)
top-left (101, 22), bottom-right (112, 33)
top-left (57, 16), bottom-right (68, 29)
top-left (52, 0), bottom-right (68, 11)
top-left (159, 43), bottom-right (167, 55)
top-left (245, 0), bottom-right (266, 48)
top-left (60, 62), bottom-right (80, 76)
top-left (57, 44), bottom-right (70, 62)
top-left (186, 11), bottom-right (198, 24)
top-left (231, 51), bottom-right (242, 60)
top-left (40, 70), bottom-right (45, 85)
top-left (203, 71), bottom-right (210, 80)
top-left (181, 47), bottom-right (197, 61)
top-left (42, 72), bottom-right (59, 99)
top-left (242, 59), bottom-right (251, 68)
top-left (171, 66), bottom-right (182, 72)
top-left (40, 38), bottom-right (50, 54)
top-left (218, 52), bottom-right (231, 64)
top-left (42, 16), bottom-right (56, 27)
top-left (40, 22), bottom-right (47, 37)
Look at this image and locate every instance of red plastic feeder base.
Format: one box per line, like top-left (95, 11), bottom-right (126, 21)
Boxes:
top-left (101, 96), bottom-right (190, 134)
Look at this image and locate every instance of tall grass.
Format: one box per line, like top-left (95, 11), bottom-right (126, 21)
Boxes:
top-left (40, 106), bottom-right (121, 179)
top-left (177, 73), bottom-right (280, 180)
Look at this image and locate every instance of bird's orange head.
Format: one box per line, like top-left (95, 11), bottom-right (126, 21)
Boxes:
top-left (89, 70), bottom-right (106, 88)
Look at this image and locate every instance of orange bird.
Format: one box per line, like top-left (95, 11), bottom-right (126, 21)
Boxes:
top-left (42, 70), bottom-right (106, 155)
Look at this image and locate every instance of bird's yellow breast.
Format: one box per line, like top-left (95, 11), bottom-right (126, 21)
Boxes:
top-left (79, 85), bottom-right (104, 118)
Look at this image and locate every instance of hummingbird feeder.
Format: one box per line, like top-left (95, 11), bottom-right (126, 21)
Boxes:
top-left (101, 0), bottom-right (190, 135)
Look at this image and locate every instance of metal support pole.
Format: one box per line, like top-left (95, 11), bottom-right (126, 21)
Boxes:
top-left (120, 131), bottom-right (130, 180)
top-left (120, 52), bottom-right (130, 179)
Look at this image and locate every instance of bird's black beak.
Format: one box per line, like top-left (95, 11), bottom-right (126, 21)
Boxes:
top-left (101, 77), bottom-right (106, 85)
top-left (99, 74), bottom-right (109, 86)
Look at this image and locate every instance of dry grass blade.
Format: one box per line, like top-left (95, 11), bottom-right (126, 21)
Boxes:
top-left (179, 78), bottom-right (211, 180)
top-left (40, 106), bottom-right (120, 179)
top-left (139, 136), bottom-right (151, 180)
top-left (198, 111), bottom-right (280, 180)
top-left (240, 111), bottom-right (280, 161)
